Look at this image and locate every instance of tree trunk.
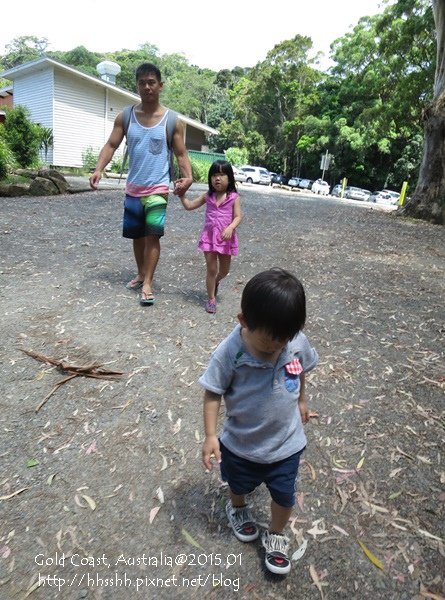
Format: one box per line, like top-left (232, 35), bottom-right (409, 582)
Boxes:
top-left (401, 0), bottom-right (445, 225)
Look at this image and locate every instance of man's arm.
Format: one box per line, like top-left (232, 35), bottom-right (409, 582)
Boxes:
top-left (171, 120), bottom-right (193, 196)
top-left (89, 113), bottom-right (125, 190)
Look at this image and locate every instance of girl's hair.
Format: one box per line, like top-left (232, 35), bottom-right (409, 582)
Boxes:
top-left (208, 160), bottom-right (237, 194)
top-left (241, 268), bottom-right (306, 340)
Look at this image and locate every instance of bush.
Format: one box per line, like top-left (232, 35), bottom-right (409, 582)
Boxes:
top-left (190, 159), bottom-right (210, 183)
top-left (82, 146), bottom-right (100, 171)
top-left (2, 105), bottom-right (41, 168)
top-left (0, 132), bottom-right (17, 180)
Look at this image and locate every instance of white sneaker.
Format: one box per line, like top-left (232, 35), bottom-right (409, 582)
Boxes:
top-left (262, 530), bottom-right (291, 574)
top-left (225, 501), bottom-right (259, 542)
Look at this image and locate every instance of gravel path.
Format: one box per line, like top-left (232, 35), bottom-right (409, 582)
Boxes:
top-left (0, 183), bottom-right (444, 599)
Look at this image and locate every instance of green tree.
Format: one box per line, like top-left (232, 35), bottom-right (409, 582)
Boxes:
top-left (2, 105), bottom-right (41, 167)
top-left (1, 36), bottom-right (48, 69)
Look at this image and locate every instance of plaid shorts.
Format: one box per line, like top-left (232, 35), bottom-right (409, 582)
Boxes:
top-left (123, 194), bottom-right (168, 238)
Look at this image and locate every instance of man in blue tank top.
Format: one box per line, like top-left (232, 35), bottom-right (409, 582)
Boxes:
top-left (90, 63), bottom-right (193, 306)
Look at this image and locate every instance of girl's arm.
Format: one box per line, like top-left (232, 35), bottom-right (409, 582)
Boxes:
top-left (221, 196), bottom-right (243, 240)
top-left (202, 390), bottom-right (222, 470)
top-left (179, 193), bottom-right (207, 211)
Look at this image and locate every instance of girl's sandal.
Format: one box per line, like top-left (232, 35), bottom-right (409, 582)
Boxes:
top-left (140, 291), bottom-right (155, 306)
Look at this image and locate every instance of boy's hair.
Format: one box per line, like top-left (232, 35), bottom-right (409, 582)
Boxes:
top-left (208, 160), bottom-right (237, 194)
top-left (135, 63), bottom-right (162, 82)
top-left (241, 268), bottom-right (306, 340)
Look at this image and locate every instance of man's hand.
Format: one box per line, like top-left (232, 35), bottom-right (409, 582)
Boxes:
top-left (202, 434), bottom-right (221, 470)
top-left (89, 170), bottom-right (102, 190)
top-left (173, 177), bottom-right (193, 196)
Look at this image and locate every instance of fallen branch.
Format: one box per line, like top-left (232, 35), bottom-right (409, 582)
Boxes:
top-left (21, 349), bottom-right (124, 412)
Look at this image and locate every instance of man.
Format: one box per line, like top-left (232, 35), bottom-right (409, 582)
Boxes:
top-left (89, 63), bottom-right (193, 306)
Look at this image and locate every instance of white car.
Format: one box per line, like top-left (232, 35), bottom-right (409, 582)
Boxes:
top-left (232, 167), bottom-right (247, 183)
top-left (311, 179), bottom-right (330, 195)
top-left (240, 166), bottom-right (271, 185)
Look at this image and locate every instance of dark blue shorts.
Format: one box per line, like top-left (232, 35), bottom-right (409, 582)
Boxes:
top-left (220, 442), bottom-right (305, 508)
top-left (123, 194), bottom-right (167, 239)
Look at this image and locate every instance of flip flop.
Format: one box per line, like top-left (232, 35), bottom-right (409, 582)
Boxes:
top-left (140, 290), bottom-right (155, 306)
top-left (126, 277), bottom-right (143, 290)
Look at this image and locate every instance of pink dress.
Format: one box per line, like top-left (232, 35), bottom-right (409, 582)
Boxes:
top-left (198, 191), bottom-right (239, 256)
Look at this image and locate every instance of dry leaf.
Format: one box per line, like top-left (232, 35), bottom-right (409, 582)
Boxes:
top-left (0, 488), bottom-right (28, 501)
top-left (356, 456), bottom-right (365, 470)
top-left (149, 506), bottom-right (160, 524)
top-left (357, 539), bottom-right (384, 571)
top-left (181, 527), bottom-right (204, 549)
top-left (291, 539), bottom-right (308, 562)
top-left (74, 494), bottom-right (96, 510)
top-left (155, 487), bottom-right (164, 504)
top-left (309, 564), bottom-right (325, 599)
top-left (160, 454), bottom-right (168, 471)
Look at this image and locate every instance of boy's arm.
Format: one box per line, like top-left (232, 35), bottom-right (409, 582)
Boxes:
top-left (298, 373), bottom-right (309, 424)
top-left (179, 193), bottom-right (206, 211)
top-left (171, 120), bottom-right (193, 196)
top-left (89, 113), bottom-right (125, 189)
top-left (202, 390), bottom-right (222, 470)
top-left (221, 196), bottom-right (242, 239)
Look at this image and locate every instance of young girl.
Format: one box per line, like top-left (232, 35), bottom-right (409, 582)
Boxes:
top-left (178, 160), bottom-right (242, 313)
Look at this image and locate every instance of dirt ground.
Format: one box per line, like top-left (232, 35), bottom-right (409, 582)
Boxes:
top-left (0, 182), bottom-right (444, 600)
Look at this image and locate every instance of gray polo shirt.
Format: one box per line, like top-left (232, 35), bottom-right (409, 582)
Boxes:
top-left (199, 324), bottom-right (318, 463)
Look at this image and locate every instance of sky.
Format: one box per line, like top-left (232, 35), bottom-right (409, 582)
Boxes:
top-left (1, 0), bottom-right (386, 72)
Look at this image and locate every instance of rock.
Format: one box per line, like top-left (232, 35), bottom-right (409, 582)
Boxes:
top-left (0, 182), bottom-right (30, 197)
top-left (28, 176), bottom-right (59, 196)
top-left (1, 169), bottom-right (70, 196)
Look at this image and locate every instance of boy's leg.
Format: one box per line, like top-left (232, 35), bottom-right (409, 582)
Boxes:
top-left (262, 501), bottom-right (293, 575)
top-left (226, 491), bottom-right (259, 543)
top-left (269, 500), bottom-right (292, 533)
top-left (220, 444), bottom-right (259, 542)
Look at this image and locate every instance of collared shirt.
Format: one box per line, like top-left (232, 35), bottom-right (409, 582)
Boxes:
top-left (199, 325), bottom-right (318, 463)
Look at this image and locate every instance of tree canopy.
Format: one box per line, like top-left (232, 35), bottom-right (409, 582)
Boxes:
top-left (1, 0), bottom-right (442, 222)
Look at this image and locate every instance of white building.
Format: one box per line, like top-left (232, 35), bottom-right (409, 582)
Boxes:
top-left (0, 57), bottom-right (218, 168)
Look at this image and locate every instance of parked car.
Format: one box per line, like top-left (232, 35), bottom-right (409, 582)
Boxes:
top-left (298, 179), bottom-right (314, 190)
top-left (240, 166), bottom-right (271, 185)
top-left (287, 177), bottom-right (301, 188)
top-left (232, 166), bottom-right (247, 183)
top-left (368, 191), bottom-right (392, 204)
top-left (382, 189), bottom-right (400, 205)
top-left (344, 186), bottom-right (371, 201)
top-left (331, 184), bottom-right (344, 197)
top-left (311, 179), bottom-right (330, 195)
top-left (271, 173), bottom-right (288, 185)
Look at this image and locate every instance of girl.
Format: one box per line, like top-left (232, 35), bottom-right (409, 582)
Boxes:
top-left (178, 160), bottom-right (242, 313)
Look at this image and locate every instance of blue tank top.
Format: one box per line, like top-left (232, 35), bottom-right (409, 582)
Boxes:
top-left (125, 109), bottom-right (170, 197)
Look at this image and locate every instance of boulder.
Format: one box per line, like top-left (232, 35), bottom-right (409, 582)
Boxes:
top-left (28, 177), bottom-right (59, 196)
top-left (0, 169), bottom-right (70, 196)
top-left (0, 183), bottom-right (30, 197)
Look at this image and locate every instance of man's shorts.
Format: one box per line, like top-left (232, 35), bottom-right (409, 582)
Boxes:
top-left (123, 194), bottom-right (168, 239)
top-left (220, 442), bottom-right (305, 508)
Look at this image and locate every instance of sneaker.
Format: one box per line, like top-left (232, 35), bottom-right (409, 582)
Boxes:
top-left (225, 501), bottom-right (259, 542)
top-left (262, 531), bottom-right (291, 574)
top-left (205, 299), bottom-right (217, 314)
